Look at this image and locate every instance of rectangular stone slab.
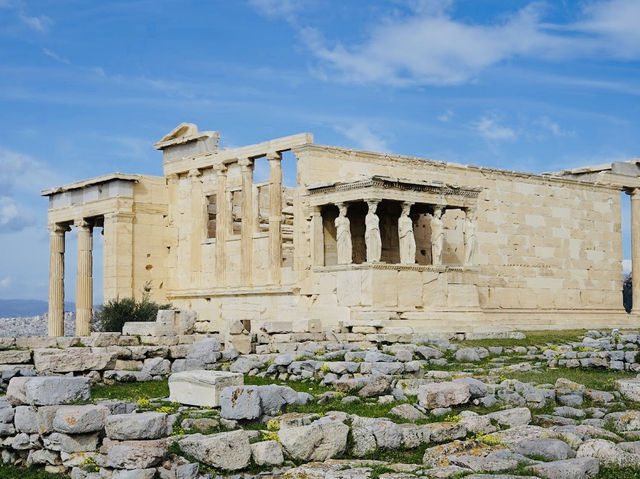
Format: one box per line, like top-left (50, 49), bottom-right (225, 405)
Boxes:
top-left (168, 370), bottom-right (243, 407)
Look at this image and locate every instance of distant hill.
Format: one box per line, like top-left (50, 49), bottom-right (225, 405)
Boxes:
top-left (0, 299), bottom-right (75, 317)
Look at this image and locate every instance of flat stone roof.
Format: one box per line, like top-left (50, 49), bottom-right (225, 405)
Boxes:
top-left (41, 173), bottom-right (140, 196)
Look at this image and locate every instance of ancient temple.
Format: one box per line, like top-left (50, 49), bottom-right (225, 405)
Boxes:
top-left (42, 123), bottom-right (640, 337)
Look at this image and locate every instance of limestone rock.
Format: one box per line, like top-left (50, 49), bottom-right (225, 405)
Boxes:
top-left (616, 379), bottom-right (640, 402)
top-left (178, 431), bottom-right (250, 471)
top-left (101, 438), bottom-right (167, 469)
top-left (350, 416), bottom-right (403, 456)
top-left (417, 381), bottom-right (471, 409)
top-left (0, 350), bottom-right (31, 364)
top-left (8, 377), bottom-right (90, 406)
top-left (527, 457), bottom-right (599, 478)
top-left (487, 407), bottom-right (532, 428)
top-left (168, 370), bottom-right (243, 407)
top-left (278, 420), bottom-right (349, 461)
top-left (33, 348), bottom-right (116, 373)
top-left (513, 438), bottom-right (576, 461)
top-left (577, 439), bottom-right (640, 467)
top-left (220, 385), bottom-right (261, 420)
top-left (44, 432), bottom-right (99, 453)
top-left (250, 440), bottom-right (284, 466)
top-left (455, 347), bottom-right (489, 362)
top-left (53, 405), bottom-right (109, 434)
top-left (142, 357), bottom-right (170, 376)
top-left (389, 403), bottom-right (427, 422)
top-left (105, 412), bottom-right (168, 440)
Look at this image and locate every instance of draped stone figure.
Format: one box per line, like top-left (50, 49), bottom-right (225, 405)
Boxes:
top-left (430, 206), bottom-right (444, 266)
top-left (398, 202), bottom-right (416, 264)
top-left (464, 208), bottom-right (477, 265)
top-left (335, 203), bottom-right (352, 265)
top-left (365, 201), bottom-right (382, 262)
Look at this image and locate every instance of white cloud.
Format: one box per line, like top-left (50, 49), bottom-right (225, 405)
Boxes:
top-left (0, 196), bottom-right (32, 233)
top-left (437, 110), bottom-right (454, 122)
top-left (42, 48), bottom-right (70, 65)
top-left (623, 259), bottom-right (632, 274)
top-left (19, 11), bottom-right (52, 32)
top-left (249, 0), bottom-right (306, 22)
top-left (535, 116), bottom-right (572, 137)
top-left (286, 0), bottom-right (640, 86)
top-left (335, 123), bottom-right (389, 152)
top-left (473, 116), bottom-right (516, 141)
top-left (0, 276), bottom-right (11, 289)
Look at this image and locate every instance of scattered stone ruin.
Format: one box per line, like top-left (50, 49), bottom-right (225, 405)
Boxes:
top-left (42, 123), bottom-right (640, 339)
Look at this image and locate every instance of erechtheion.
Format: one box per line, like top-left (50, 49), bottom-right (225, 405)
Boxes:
top-left (42, 123), bottom-right (640, 338)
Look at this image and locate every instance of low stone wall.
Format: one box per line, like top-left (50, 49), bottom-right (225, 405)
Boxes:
top-left (0, 375), bottom-right (198, 478)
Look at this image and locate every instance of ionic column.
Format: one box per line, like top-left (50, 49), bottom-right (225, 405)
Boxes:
top-left (631, 189), bottom-right (640, 314)
top-left (75, 219), bottom-right (93, 336)
top-left (48, 223), bottom-right (68, 337)
top-left (311, 207), bottom-right (324, 267)
top-left (239, 157), bottom-right (254, 285)
top-left (214, 163), bottom-right (228, 287)
top-left (268, 152), bottom-right (283, 285)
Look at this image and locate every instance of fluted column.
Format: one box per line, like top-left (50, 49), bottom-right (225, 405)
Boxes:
top-left (631, 189), bottom-right (640, 314)
top-left (239, 157), bottom-right (254, 285)
top-left (48, 223), bottom-right (68, 337)
top-left (268, 152), bottom-right (283, 285)
top-left (214, 163), bottom-right (228, 286)
top-left (75, 219), bottom-right (93, 336)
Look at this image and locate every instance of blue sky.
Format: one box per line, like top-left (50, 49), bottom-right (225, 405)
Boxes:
top-left (0, 0), bottom-right (639, 303)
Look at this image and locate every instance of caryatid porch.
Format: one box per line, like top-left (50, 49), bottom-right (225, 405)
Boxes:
top-left (306, 176), bottom-right (481, 268)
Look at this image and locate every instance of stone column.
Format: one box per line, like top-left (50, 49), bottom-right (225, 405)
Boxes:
top-left (463, 208), bottom-right (477, 266)
top-left (311, 207), bottom-right (324, 267)
top-left (398, 202), bottom-right (416, 264)
top-left (188, 169), bottom-right (203, 287)
top-left (239, 157), bottom-right (254, 285)
top-left (214, 163), bottom-right (228, 287)
top-left (268, 152), bottom-right (283, 285)
top-left (430, 205), bottom-right (444, 266)
top-left (75, 219), bottom-right (93, 336)
top-left (48, 223), bottom-right (68, 337)
top-left (631, 189), bottom-right (640, 314)
top-left (365, 200), bottom-right (382, 263)
top-left (335, 203), bottom-right (352, 265)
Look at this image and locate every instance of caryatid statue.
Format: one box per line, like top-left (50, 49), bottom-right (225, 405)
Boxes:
top-left (365, 200), bottom-right (382, 262)
top-left (398, 202), bottom-right (416, 264)
top-left (464, 208), bottom-right (477, 265)
top-left (430, 206), bottom-right (444, 266)
top-left (335, 203), bottom-right (352, 265)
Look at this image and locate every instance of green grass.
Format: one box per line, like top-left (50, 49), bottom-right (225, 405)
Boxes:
top-left (91, 380), bottom-right (169, 401)
top-left (0, 464), bottom-right (67, 478)
top-left (598, 466), bottom-right (640, 478)
top-left (502, 367), bottom-right (636, 391)
top-left (458, 329), bottom-right (590, 348)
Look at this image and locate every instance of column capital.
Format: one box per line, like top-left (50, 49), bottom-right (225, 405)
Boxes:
top-left (48, 223), bottom-right (70, 234)
top-left (213, 162), bottom-right (227, 174)
top-left (238, 157), bottom-right (253, 169)
top-left (166, 173), bottom-right (179, 182)
top-left (266, 151), bottom-right (282, 162)
top-left (629, 188), bottom-right (640, 198)
top-left (74, 219), bottom-right (92, 229)
top-left (187, 168), bottom-right (202, 178)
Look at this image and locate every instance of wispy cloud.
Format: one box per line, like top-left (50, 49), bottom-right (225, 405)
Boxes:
top-left (534, 116), bottom-right (572, 137)
top-left (473, 115), bottom-right (516, 141)
top-left (42, 48), bottom-right (70, 65)
top-left (249, 0), bottom-right (307, 23)
top-left (335, 123), bottom-right (389, 152)
top-left (0, 196), bottom-right (33, 233)
top-left (1, 1), bottom-right (53, 32)
top-left (0, 276), bottom-right (11, 289)
top-left (261, 0), bottom-right (640, 86)
top-left (437, 110), bottom-right (454, 122)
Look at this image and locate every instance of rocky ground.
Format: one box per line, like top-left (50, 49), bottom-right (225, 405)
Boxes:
top-left (0, 313), bottom-right (75, 337)
top-left (5, 329), bottom-right (640, 478)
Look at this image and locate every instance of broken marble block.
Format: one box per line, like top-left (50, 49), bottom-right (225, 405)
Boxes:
top-left (168, 370), bottom-right (243, 407)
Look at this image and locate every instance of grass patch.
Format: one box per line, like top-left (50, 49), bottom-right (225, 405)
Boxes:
top-left (598, 465), bottom-right (640, 478)
top-left (502, 367), bottom-right (636, 391)
top-left (458, 329), bottom-right (590, 348)
top-left (91, 380), bottom-right (169, 401)
top-left (0, 464), bottom-right (66, 479)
